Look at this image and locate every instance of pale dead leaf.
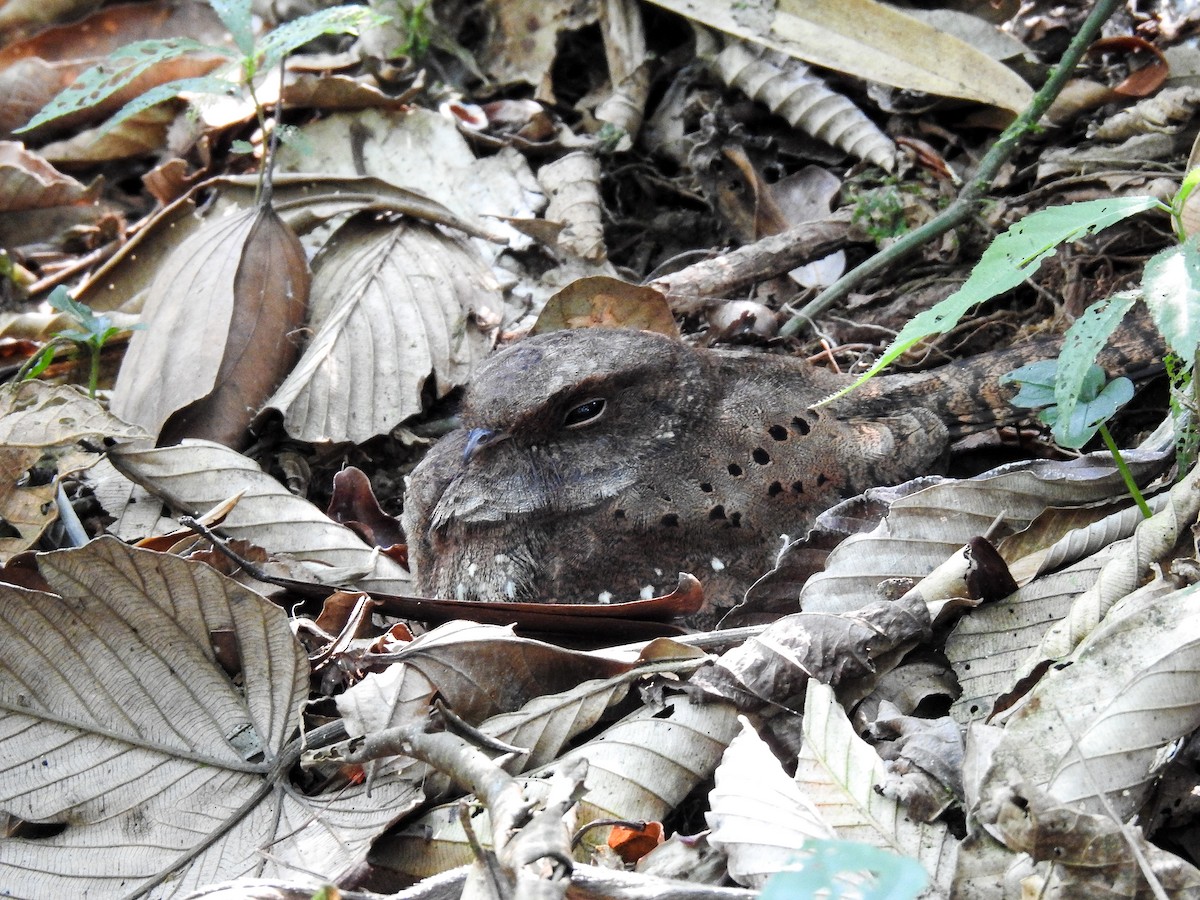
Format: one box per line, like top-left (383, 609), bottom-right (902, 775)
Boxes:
top-left (796, 681), bottom-right (957, 892)
top-left (110, 204), bottom-right (309, 446)
top-left (707, 717), bottom-right (834, 888)
top-left (0, 140), bottom-right (98, 209)
top-left (107, 439), bottom-right (413, 593)
top-left (0, 538), bottom-right (422, 896)
top-left (266, 214), bottom-right (501, 443)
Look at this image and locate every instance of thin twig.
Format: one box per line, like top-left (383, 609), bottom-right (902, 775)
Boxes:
top-left (780, 0), bottom-right (1123, 337)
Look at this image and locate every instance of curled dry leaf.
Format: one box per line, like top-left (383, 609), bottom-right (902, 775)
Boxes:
top-left (531, 275), bottom-right (679, 337)
top-left (712, 41), bottom-right (897, 172)
top-left (0, 140), bottom-right (98, 209)
top-left (108, 439), bottom-right (413, 593)
top-left (645, 0), bottom-right (1033, 112)
top-left (0, 538), bottom-right (422, 896)
top-left (693, 592), bottom-right (931, 709)
top-left (266, 214), bottom-right (501, 443)
top-left (706, 717), bottom-right (834, 888)
top-left (538, 150), bottom-right (607, 261)
top-left (796, 681), bottom-right (956, 892)
top-left (111, 203), bottom-right (309, 447)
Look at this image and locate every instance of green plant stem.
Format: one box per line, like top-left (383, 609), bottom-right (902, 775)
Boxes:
top-left (1098, 422), bottom-right (1153, 518)
top-left (779, 0), bottom-right (1122, 338)
top-left (87, 342), bottom-right (101, 399)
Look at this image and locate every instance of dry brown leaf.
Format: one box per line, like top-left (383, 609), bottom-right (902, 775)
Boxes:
top-left (108, 439), bottom-right (413, 593)
top-left (645, 0), bottom-right (1032, 112)
top-left (0, 0), bottom-right (231, 138)
top-left (0, 140), bottom-right (97, 209)
top-left (111, 203), bottom-right (309, 447)
top-left (266, 214), bottom-right (500, 443)
top-left (0, 538), bottom-right (422, 896)
top-left (532, 276), bottom-right (679, 337)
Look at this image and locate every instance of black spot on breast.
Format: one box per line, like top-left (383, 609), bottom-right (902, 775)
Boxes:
top-left (709, 505), bottom-right (726, 521)
top-left (768, 481), bottom-right (783, 496)
top-left (661, 513), bottom-right (679, 527)
top-left (816, 473), bottom-right (829, 487)
top-left (614, 509), bottom-right (626, 519)
top-left (791, 416), bottom-right (811, 435)
top-left (752, 447), bottom-right (770, 465)
top-left (700, 482), bottom-right (714, 492)
top-left (791, 481), bottom-right (804, 494)
top-left (728, 463), bottom-right (743, 477)
top-left (768, 424), bottom-right (788, 441)
top-left (729, 512), bottom-right (742, 527)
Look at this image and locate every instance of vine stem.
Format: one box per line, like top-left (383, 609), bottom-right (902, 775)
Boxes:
top-left (780, 0), bottom-right (1123, 337)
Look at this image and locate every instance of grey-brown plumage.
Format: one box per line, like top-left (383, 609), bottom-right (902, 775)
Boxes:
top-left (402, 325), bottom-right (1155, 623)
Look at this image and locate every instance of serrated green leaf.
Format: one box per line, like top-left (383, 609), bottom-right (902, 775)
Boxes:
top-left (257, 6), bottom-right (389, 73)
top-left (16, 39), bottom-right (230, 133)
top-left (1143, 237), bottom-right (1200, 372)
top-left (208, 0), bottom-right (255, 56)
top-left (1055, 290), bottom-right (1139, 435)
top-left (99, 74), bottom-right (241, 136)
top-left (823, 196), bottom-right (1166, 404)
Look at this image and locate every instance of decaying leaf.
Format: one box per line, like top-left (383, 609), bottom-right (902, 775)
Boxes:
top-left (108, 439), bottom-right (413, 593)
top-left (110, 203), bottom-right (309, 447)
top-left (0, 538), bottom-right (422, 896)
top-left (265, 213), bottom-right (501, 443)
top-left (532, 275), bottom-right (679, 336)
top-left (707, 716), bottom-right (834, 887)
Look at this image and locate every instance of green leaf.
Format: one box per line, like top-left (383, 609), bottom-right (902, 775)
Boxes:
top-left (1004, 359), bottom-right (1057, 408)
top-left (759, 839), bottom-right (926, 900)
top-left (98, 75), bottom-right (241, 136)
top-left (1055, 290), bottom-right (1138, 437)
top-left (823, 195), bottom-right (1166, 404)
top-left (1142, 236), bottom-right (1200, 373)
top-left (207, 0), bottom-right (255, 57)
top-left (1054, 374), bottom-right (1134, 448)
top-left (1004, 359), bottom-right (1134, 449)
top-left (256, 6), bottom-right (389, 73)
top-left (16, 39), bottom-right (230, 133)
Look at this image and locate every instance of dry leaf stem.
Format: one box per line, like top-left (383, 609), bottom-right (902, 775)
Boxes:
top-left (779, 0), bottom-right (1123, 336)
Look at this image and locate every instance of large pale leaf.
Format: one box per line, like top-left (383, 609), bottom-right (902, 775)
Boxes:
top-left (707, 717), bottom-right (834, 888)
top-left (645, 0), bottom-right (1032, 111)
top-left (0, 538), bottom-right (421, 897)
top-left (980, 579), bottom-right (1200, 821)
top-left (795, 681), bottom-right (957, 894)
top-left (266, 215), bottom-right (501, 443)
top-left (108, 439), bottom-right (412, 593)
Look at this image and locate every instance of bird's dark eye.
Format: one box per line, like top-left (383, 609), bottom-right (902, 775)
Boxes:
top-left (562, 398), bottom-right (606, 429)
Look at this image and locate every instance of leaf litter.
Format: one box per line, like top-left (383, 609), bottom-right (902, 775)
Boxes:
top-left (2, 0), bottom-right (1200, 898)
